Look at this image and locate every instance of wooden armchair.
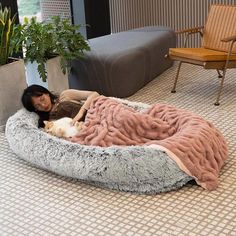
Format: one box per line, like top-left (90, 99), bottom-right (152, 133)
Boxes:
top-left (167, 4), bottom-right (236, 105)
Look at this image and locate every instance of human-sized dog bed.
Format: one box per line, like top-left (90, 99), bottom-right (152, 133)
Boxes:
top-left (5, 97), bottom-right (228, 194)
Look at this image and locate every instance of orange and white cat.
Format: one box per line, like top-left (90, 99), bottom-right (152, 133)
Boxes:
top-left (44, 117), bottom-right (83, 138)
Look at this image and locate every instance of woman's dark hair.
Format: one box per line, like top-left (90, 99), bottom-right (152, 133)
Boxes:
top-left (21, 85), bottom-right (58, 128)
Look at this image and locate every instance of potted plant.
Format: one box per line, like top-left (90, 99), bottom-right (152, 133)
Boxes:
top-left (13, 16), bottom-right (90, 93)
top-left (0, 5), bottom-right (27, 128)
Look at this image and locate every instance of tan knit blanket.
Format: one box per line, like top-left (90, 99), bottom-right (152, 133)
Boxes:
top-left (70, 96), bottom-right (228, 190)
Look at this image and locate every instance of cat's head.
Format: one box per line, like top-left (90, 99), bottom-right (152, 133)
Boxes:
top-left (43, 120), bottom-right (66, 138)
top-left (43, 120), bottom-right (54, 133)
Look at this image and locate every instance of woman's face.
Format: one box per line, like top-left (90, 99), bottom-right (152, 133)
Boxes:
top-left (31, 93), bottom-right (53, 112)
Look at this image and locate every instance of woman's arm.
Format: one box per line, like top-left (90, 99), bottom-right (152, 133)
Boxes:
top-left (59, 89), bottom-right (100, 122)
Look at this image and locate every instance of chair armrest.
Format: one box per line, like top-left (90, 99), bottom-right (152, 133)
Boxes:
top-left (175, 26), bottom-right (204, 48)
top-left (221, 35), bottom-right (236, 42)
top-left (176, 26), bottom-right (204, 35)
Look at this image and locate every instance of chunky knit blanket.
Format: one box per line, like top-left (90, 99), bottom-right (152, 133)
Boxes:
top-left (71, 96), bottom-right (228, 190)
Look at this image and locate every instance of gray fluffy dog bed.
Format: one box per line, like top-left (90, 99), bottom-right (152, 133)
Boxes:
top-left (5, 100), bottom-right (192, 194)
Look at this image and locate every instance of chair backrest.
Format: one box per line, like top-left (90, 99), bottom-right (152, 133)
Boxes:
top-left (202, 4), bottom-right (236, 53)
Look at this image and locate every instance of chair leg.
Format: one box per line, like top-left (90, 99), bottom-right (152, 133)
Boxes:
top-left (215, 40), bottom-right (235, 106)
top-left (216, 69), bottom-right (223, 78)
top-left (171, 61), bottom-right (182, 93)
top-left (214, 68), bottom-right (227, 106)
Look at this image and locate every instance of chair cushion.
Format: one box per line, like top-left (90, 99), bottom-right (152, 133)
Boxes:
top-left (169, 48), bottom-right (236, 61)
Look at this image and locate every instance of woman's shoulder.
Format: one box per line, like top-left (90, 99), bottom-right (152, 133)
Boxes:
top-left (59, 89), bottom-right (76, 99)
top-left (59, 89), bottom-right (98, 102)
top-left (59, 89), bottom-right (82, 101)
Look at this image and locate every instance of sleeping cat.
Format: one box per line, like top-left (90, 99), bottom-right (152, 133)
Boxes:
top-left (43, 117), bottom-right (83, 138)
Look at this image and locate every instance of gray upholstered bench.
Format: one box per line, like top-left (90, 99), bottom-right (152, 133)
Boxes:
top-left (69, 26), bottom-right (176, 97)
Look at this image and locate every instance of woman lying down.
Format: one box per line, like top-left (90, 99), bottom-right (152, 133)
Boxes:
top-left (21, 84), bottom-right (226, 148)
top-left (21, 84), bottom-right (176, 144)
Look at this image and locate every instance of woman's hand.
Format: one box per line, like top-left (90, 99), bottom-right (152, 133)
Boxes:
top-left (71, 107), bottom-right (87, 125)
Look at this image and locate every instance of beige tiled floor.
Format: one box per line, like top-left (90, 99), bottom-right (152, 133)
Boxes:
top-left (0, 63), bottom-right (236, 235)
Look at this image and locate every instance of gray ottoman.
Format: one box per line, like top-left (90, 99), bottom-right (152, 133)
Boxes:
top-left (69, 26), bottom-right (176, 97)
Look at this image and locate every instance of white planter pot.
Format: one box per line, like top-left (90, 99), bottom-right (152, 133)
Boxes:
top-left (25, 60), bottom-right (47, 87)
top-left (0, 59), bottom-right (27, 127)
top-left (25, 56), bottom-right (69, 94)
